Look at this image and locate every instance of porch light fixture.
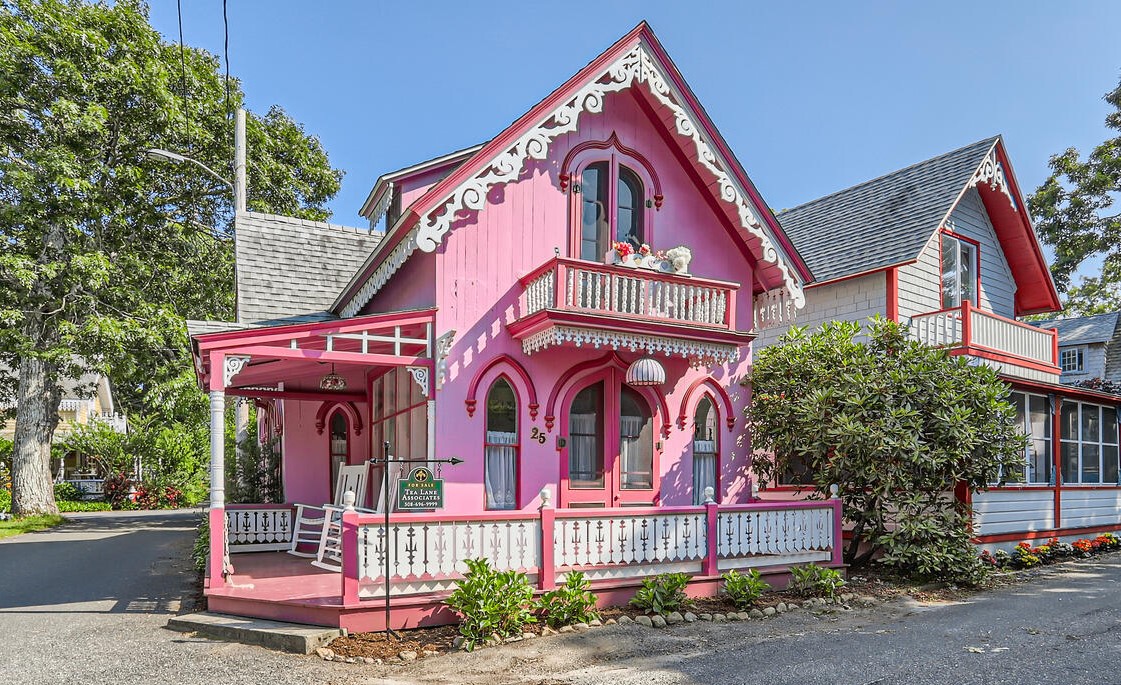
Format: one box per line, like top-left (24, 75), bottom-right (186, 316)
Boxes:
top-left (319, 364), bottom-right (347, 391)
top-left (625, 356), bottom-right (666, 387)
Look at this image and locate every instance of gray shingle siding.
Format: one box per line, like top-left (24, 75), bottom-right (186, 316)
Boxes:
top-left (1036, 313), bottom-right (1121, 384)
top-left (754, 272), bottom-right (887, 348)
top-left (949, 188), bottom-right (1016, 318)
top-left (234, 212), bottom-right (381, 325)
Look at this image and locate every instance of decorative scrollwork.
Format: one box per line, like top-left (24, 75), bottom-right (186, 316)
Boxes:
top-left (521, 325), bottom-right (739, 367)
top-left (969, 149), bottom-right (1016, 210)
top-left (406, 365), bottom-right (431, 397)
top-left (223, 355), bottom-right (251, 387)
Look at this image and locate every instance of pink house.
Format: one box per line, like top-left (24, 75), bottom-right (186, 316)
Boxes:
top-left (187, 23), bottom-right (842, 631)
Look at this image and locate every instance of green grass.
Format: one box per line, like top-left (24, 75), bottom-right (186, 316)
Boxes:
top-left (57, 500), bottom-right (112, 512)
top-left (0, 514), bottom-right (65, 540)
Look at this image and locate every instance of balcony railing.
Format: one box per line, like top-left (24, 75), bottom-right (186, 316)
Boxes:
top-left (909, 300), bottom-right (1058, 370)
top-left (519, 257), bottom-right (738, 331)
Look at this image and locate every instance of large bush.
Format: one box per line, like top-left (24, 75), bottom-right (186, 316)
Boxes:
top-left (747, 318), bottom-right (1024, 583)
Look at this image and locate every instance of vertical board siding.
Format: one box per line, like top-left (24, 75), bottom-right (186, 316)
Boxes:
top-left (1060, 489), bottom-right (1121, 529)
top-left (972, 490), bottom-right (1054, 536)
top-left (1059, 343), bottom-right (1107, 383)
top-left (754, 272), bottom-right (886, 348)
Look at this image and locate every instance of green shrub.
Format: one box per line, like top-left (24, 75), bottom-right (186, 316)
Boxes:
top-left (875, 501), bottom-right (988, 585)
top-left (721, 569), bottom-right (771, 609)
top-left (629, 572), bottom-right (692, 615)
top-left (57, 500), bottom-right (112, 512)
top-left (446, 558), bottom-right (536, 651)
top-left (787, 563), bottom-right (846, 598)
top-left (537, 572), bottom-right (599, 627)
top-left (0, 487), bottom-right (10, 513)
top-left (192, 518), bottom-right (210, 574)
top-left (54, 482), bottom-right (83, 502)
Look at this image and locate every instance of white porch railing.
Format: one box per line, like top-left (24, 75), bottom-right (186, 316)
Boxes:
top-left (520, 257), bottom-right (738, 330)
top-left (909, 301), bottom-right (1058, 370)
top-left (225, 505), bottom-right (295, 553)
top-left (351, 499), bottom-right (841, 600)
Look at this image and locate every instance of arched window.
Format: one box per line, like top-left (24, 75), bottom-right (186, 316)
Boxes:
top-left (569, 382), bottom-right (605, 488)
top-left (619, 386), bottom-right (653, 490)
top-left (484, 378), bottom-right (519, 509)
top-left (578, 162), bottom-right (646, 261)
top-left (692, 396), bottom-right (718, 504)
top-left (329, 411), bottom-right (349, 489)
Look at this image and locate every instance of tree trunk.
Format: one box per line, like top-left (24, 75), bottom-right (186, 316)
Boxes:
top-left (12, 355), bottom-right (61, 517)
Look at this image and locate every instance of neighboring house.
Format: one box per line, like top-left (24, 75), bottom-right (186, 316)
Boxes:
top-left (757, 137), bottom-right (1121, 549)
top-left (1033, 312), bottom-right (1121, 385)
top-left (186, 24), bottom-right (843, 632)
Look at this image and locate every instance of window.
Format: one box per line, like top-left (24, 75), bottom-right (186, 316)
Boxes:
top-left (941, 233), bottom-right (977, 309)
top-left (569, 382), bottom-right (605, 487)
top-left (619, 387), bottom-right (654, 490)
top-left (1060, 347), bottom-right (1085, 373)
top-left (1061, 401), bottom-right (1120, 484)
top-left (692, 396), bottom-right (718, 504)
top-left (1001, 392), bottom-right (1052, 484)
top-left (578, 161), bottom-right (646, 261)
top-left (329, 412), bottom-right (349, 489)
top-left (484, 379), bottom-right (518, 510)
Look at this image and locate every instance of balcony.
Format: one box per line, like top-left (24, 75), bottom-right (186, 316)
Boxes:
top-left (909, 300), bottom-right (1060, 380)
top-left (508, 257), bottom-right (752, 365)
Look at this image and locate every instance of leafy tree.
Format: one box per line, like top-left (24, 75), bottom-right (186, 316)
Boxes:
top-left (746, 318), bottom-right (1024, 583)
top-left (1030, 75), bottom-right (1121, 308)
top-left (0, 0), bottom-right (342, 515)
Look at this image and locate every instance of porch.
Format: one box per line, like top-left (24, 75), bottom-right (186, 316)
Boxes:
top-left (211, 497), bottom-right (843, 631)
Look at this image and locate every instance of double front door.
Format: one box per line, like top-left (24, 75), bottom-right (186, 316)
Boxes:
top-left (560, 369), bottom-right (657, 507)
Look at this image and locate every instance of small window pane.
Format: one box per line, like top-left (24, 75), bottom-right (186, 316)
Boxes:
top-left (1029, 395), bottom-right (1050, 439)
top-left (616, 167), bottom-right (644, 248)
top-left (620, 387), bottom-right (653, 490)
top-left (1082, 444), bottom-right (1101, 483)
top-left (1104, 407), bottom-right (1118, 445)
top-left (486, 379), bottom-right (517, 434)
top-left (1104, 445), bottom-right (1120, 484)
top-left (1082, 405), bottom-right (1100, 443)
top-left (959, 242), bottom-right (976, 305)
top-left (569, 383), bottom-right (604, 487)
top-left (941, 234), bottom-right (958, 309)
top-left (580, 162), bottom-right (609, 261)
top-left (1028, 438), bottom-right (1052, 484)
top-left (1061, 443), bottom-right (1079, 484)
top-left (1061, 401), bottom-right (1078, 440)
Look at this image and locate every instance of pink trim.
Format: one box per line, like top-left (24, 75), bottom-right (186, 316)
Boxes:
top-left (194, 308), bottom-right (437, 349)
top-left (342, 508), bottom-right (360, 604)
top-left (315, 401), bottom-right (364, 436)
top-left (217, 345), bottom-right (429, 368)
top-left (353, 510), bottom-right (541, 525)
top-left (539, 505), bottom-right (557, 590)
top-left (677, 377), bottom-right (736, 432)
top-left (230, 388), bottom-right (367, 404)
top-left (830, 499), bottom-right (844, 566)
top-left (225, 503), bottom-right (296, 511)
top-left (544, 351), bottom-right (626, 431)
top-left (465, 354), bottom-right (539, 420)
top-left (703, 500), bottom-right (719, 576)
top-left (208, 507), bottom-right (227, 587)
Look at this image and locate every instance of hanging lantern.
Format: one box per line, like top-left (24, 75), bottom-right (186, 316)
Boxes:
top-left (319, 364), bottom-right (347, 391)
top-left (625, 356), bottom-right (666, 386)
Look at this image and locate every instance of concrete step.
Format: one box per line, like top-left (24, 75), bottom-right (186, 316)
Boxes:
top-left (167, 612), bottom-right (342, 654)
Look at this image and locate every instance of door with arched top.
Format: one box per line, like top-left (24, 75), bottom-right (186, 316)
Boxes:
top-left (328, 411), bottom-right (349, 493)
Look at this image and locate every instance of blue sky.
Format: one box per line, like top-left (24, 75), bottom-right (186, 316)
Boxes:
top-left (149, 1), bottom-right (1121, 229)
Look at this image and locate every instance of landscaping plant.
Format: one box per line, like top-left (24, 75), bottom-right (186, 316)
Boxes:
top-left (629, 572), bottom-right (692, 615)
top-left (53, 482), bottom-right (83, 502)
top-left (747, 318), bottom-right (1025, 584)
top-left (537, 571), bottom-right (599, 627)
top-left (445, 558), bottom-right (536, 651)
top-left (192, 519), bottom-right (210, 574)
top-left (721, 569), bottom-right (771, 609)
top-left (787, 563), bottom-right (846, 598)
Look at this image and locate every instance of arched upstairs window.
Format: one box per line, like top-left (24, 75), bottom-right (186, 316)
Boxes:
top-left (692, 396), bottom-right (718, 504)
top-left (329, 411), bottom-right (349, 490)
top-left (578, 162), bottom-right (647, 261)
top-left (484, 378), bottom-right (519, 509)
top-left (619, 386), bottom-right (654, 491)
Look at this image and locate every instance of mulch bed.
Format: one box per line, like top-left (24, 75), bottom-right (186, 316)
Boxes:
top-left (328, 624), bottom-right (460, 661)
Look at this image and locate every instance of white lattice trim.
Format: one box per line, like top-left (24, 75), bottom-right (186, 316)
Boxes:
top-left (340, 228), bottom-right (419, 318)
top-left (521, 325), bottom-right (740, 366)
top-left (412, 41), bottom-right (805, 309)
top-left (969, 148), bottom-right (1016, 210)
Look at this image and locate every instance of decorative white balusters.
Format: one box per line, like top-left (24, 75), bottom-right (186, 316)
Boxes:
top-left (715, 505), bottom-right (834, 565)
top-left (225, 507), bottom-right (294, 552)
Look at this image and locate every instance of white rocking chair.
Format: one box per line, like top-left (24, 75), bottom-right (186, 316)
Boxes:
top-left (288, 464), bottom-right (369, 562)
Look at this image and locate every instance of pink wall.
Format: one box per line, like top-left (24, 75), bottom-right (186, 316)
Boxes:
top-left (281, 399), bottom-right (370, 505)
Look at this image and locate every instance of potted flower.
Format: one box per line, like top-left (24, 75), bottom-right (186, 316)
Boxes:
top-left (608, 241), bottom-right (639, 266)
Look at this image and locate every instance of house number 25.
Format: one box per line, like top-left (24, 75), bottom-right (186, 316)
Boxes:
top-left (530, 427), bottom-right (546, 444)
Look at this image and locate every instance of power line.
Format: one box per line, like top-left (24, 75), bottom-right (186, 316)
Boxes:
top-left (222, 0), bottom-right (232, 162)
top-left (176, 0), bottom-right (189, 151)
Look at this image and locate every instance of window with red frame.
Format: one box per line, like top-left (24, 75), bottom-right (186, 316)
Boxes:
top-left (484, 378), bottom-right (519, 509)
top-left (578, 161), bottom-right (646, 261)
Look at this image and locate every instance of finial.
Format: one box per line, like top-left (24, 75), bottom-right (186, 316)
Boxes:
top-left (343, 490), bottom-right (356, 510)
top-left (703, 486), bottom-right (715, 504)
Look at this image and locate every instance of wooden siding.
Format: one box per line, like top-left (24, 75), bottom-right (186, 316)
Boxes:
top-left (896, 231), bottom-right (940, 319)
top-left (754, 272), bottom-right (886, 347)
top-left (972, 489), bottom-right (1054, 536)
top-left (1060, 489), bottom-right (1121, 529)
top-left (1058, 342), bottom-right (1107, 383)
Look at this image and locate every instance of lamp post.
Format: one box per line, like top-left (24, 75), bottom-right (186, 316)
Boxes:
top-left (146, 108), bottom-right (247, 213)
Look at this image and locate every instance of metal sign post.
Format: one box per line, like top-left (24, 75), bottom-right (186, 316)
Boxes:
top-left (369, 440), bottom-right (462, 638)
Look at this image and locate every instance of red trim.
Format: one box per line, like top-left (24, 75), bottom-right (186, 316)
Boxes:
top-left (508, 309), bottom-right (753, 349)
top-left (975, 523), bottom-right (1121, 545)
top-left (194, 309), bottom-right (437, 348)
top-left (482, 376), bottom-right (522, 511)
top-left (315, 401), bottom-right (364, 436)
top-left (948, 346), bottom-right (1061, 375)
top-left (465, 354), bottom-right (539, 420)
top-left (1006, 376), bottom-right (1121, 404)
top-left (559, 132), bottom-right (664, 205)
top-left (677, 377), bottom-right (736, 433)
top-left (885, 268), bottom-right (899, 322)
top-left (227, 388), bottom-right (367, 404)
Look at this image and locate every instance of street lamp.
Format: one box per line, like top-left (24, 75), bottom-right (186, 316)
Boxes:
top-left (145, 148), bottom-right (233, 189)
top-left (146, 108), bottom-right (247, 213)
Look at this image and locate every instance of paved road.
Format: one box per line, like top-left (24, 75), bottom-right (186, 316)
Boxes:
top-left (0, 509), bottom-right (358, 685)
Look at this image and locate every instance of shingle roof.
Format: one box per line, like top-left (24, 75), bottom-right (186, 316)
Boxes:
top-left (235, 212), bottom-right (381, 325)
top-left (185, 320), bottom-right (249, 338)
top-left (776, 137), bottom-right (999, 284)
top-left (1035, 312), bottom-right (1120, 346)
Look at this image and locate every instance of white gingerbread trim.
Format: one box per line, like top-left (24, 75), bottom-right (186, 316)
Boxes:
top-left (366, 182), bottom-right (394, 230)
top-left (521, 325), bottom-right (740, 367)
top-left (753, 288), bottom-right (798, 331)
top-left (434, 330), bottom-right (456, 391)
top-left (969, 149), bottom-right (1016, 210)
top-left (340, 227), bottom-right (419, 318)
top-left (406, 365), bottom-right (431, 397)
top-left (223, 355), bottom-right (251, 387)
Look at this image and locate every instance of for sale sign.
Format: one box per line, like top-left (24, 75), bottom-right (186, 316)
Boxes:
top-left (396, 466), bottom-right (444, 510)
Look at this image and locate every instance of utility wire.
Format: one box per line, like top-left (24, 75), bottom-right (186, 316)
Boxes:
top-left (222, 0), bottom-right (232, 164)
top-left (177, 0), bottom-right (189, 151)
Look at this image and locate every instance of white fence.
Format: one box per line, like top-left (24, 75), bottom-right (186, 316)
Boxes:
top-left (225, 506), bottom-right (294, 553)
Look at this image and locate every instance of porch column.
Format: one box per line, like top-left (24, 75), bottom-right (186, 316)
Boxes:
top-left (210, 390), bottom-right (226, 507)
top-left (207, 352), bottom-right (228, 588)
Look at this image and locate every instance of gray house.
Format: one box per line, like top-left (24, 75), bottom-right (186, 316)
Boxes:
top-left (755, 136), bottom-right (1121, 548)
top-left (1034, 312), bottom-right (1121, 385)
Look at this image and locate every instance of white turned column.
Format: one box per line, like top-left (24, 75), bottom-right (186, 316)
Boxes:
top-left (210, 390), bottom-right (226, 508)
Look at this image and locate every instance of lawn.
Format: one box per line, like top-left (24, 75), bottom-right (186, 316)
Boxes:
top-left (0, 514), bottom-right (65, 540)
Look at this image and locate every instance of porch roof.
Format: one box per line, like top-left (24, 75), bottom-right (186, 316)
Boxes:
top-left (190, 308), bottom-right (436, 396)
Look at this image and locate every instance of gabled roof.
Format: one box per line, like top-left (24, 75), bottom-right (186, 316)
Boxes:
top-left (334, 22), bottom-right (811, 318)
top-left (235, 212), bottom-right (381, 326)
top-left (1036, 312), bottom-right (1120, 346)
top-left (776, 136), bottom-right (1061, 315)
top-left (358, 143), bottom-right (486, 225)
top-left (778, 138), bottom-right (997, 284)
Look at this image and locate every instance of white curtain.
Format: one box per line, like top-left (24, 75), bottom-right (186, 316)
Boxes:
top-left (693, 439), bottom-right (716, 504)
top-left (485, 430), bottom-right (518, 509)
top-left (620, 416), bottom-right (651, 489)
top-left (569, 413), bottom-right (599, 483)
